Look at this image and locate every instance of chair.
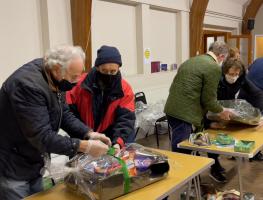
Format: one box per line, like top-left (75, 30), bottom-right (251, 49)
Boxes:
top-left (134, 92), bottom-right (171, 147)
top-left (135, 91), bottom-right (147, 104)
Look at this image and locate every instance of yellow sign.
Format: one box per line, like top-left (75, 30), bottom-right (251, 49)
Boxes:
top-left (144, 48), bottom-right (151, 64)
top-left (144, 48), bottom-right (150, 59)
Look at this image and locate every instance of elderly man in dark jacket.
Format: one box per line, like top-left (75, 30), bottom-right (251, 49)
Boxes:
top-left (0, 45), bottom-right (111, 200)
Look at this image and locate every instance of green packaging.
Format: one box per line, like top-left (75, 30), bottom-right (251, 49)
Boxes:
top-left (234, 140), bottom-right (255, 153)
top-left (216, 133), bottom-right (234, 145)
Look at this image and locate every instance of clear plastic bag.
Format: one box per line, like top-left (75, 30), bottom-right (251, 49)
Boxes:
top-left (207, 99), bottom-right (261, 125)
top-left (135, 100), bottom-right (166, 131)
top-left (189, 132), bottom-right (211, 146)
top-left (48, 155), bottom-right (70, 183)
top-left (64, 143), bottom-right (169, 200)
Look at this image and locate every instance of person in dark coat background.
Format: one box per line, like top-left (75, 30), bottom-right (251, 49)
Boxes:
top-left (239, 57), bottom-right (263, 161)
top-left (239, 57), bottom-right (263, 112)
top-left (0, 45), bottom-right (111, 200)
top-left (247, 57), bottom-right (263, 87)
top-left (66, 45), bottom-right (136, 153)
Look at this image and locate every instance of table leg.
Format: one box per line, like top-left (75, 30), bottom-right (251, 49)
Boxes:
top-left (193, 177), bottom-right (198, 199)
top-left (190, 151), bottom-right (202, 199)
top-left (193, 176), bottom-right (202, 200)
top-left (196, 176), bottom-right (202, 200)
top-left (188, 151), bottom-right (202, 199)
top-left (186, 180), bottom-right (192, 200)
top-left (237, 157), bottom-right (243, 200)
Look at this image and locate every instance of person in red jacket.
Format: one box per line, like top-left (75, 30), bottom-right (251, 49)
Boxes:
top-left (66, 45), bottom-right (135, 152)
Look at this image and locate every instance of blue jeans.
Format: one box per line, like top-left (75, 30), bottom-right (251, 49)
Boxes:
top-left (167, 115), bottom-right (192, 153)
top-left (0, 176), bottom-right (43, 200)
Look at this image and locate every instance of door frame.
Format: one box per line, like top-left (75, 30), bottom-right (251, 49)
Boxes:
top-left (202, 30), bottom-right (228, 54)
top-left (227, 33), bottom-right (252, 65)
top-left (202, 30), bottom-right (252, 65)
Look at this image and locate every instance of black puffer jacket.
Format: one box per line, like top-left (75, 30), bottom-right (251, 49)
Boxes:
top-left (0, 58), bottom-right (88, 180)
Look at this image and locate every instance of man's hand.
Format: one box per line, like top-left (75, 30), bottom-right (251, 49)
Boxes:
top-left (88, 132), bottom-right (112, 146)
top-left (218, 108), bottom-right (235, 121)
top-left (210, 122), bottom-right (226, 129)
top-left (79, 140), bottom-right (109, 157)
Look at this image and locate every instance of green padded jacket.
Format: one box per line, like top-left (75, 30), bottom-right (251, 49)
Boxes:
top-left (164, 54), bottom-right (223, 127)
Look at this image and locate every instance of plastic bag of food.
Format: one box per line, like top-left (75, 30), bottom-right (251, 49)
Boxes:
top-left (64, 143), bottom-right (169, 200)
top-left (189, 132), bottom-right (211, 146)
top-left (207, 99), bottom-right (261, 125)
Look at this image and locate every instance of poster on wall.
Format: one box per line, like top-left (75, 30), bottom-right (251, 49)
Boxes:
top-left (144, 48), bottom-right (151, 64)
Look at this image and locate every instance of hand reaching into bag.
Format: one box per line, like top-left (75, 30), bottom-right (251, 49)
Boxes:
top-left (79, 140), bottom-right (109, 158)
top-left (87, 131), bottom-right (112, 146)
top-left (218, 108), bottom-right (236, 121)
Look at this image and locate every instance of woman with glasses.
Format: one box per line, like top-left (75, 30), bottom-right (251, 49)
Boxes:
top-left (66, 45), bottom-right (135, 153)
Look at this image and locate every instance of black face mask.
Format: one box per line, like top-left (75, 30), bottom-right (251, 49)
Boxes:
top-left (97, 71), bottom-right (117, 88)
top-left (57, 79), bottom-right (76, 91)
top-left (49, 70), bottom-right (77, 92)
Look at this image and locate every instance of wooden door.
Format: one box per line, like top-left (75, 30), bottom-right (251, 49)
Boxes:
top-left (227, 33), bottom-right (252, 66)
top-left (202, 30), bottom-right (228, 54)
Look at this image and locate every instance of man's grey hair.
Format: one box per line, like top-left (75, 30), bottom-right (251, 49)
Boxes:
top-left (208, 41), bottom-right (229, 57)
top-left (44, 45), bottom-right (85, 69)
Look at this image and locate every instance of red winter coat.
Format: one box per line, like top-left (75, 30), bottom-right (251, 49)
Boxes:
top-left (66, 68), bottom-right (135, 147)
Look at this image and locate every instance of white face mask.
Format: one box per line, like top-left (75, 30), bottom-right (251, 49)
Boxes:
top-left (225, 74), bottom-right (239, 84)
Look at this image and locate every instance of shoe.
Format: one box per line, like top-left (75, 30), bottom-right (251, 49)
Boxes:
top-left (228, 156), bottom-right (236, 160)
top-left (250, 152), bottom-right (263, 161)
top-left (217, 165), bottom-right (226, 173)
top-left (212, 162), bottom-right (226, 173)
top-left (209, 169), bottom-right (227, 183)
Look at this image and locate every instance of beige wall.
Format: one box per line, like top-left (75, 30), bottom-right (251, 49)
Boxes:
top-left (204, 0), bottom-right (243, 33)
top-left (254, 5), bottom-right (263, 34)
top-left (150, 9), bottom-right (177, 70)
top-left (125, 71), bottom-right (177, 103)
top-left (207, 0), bottom-right (243, 17)
top-left (92, 0), bottom-right (184, 77)
top-left (0, 0), bottom-right (73, 86)
top-left (92, 0), bottom-right (138, 76)
top-left (0, 0), bottom-right (248, 103)
top-left (0, 0), bottom-right (43, 85)
top-left (91, 0), bottom-right (189, 102)
top-left (45, 0), bottom-right (73, 47)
